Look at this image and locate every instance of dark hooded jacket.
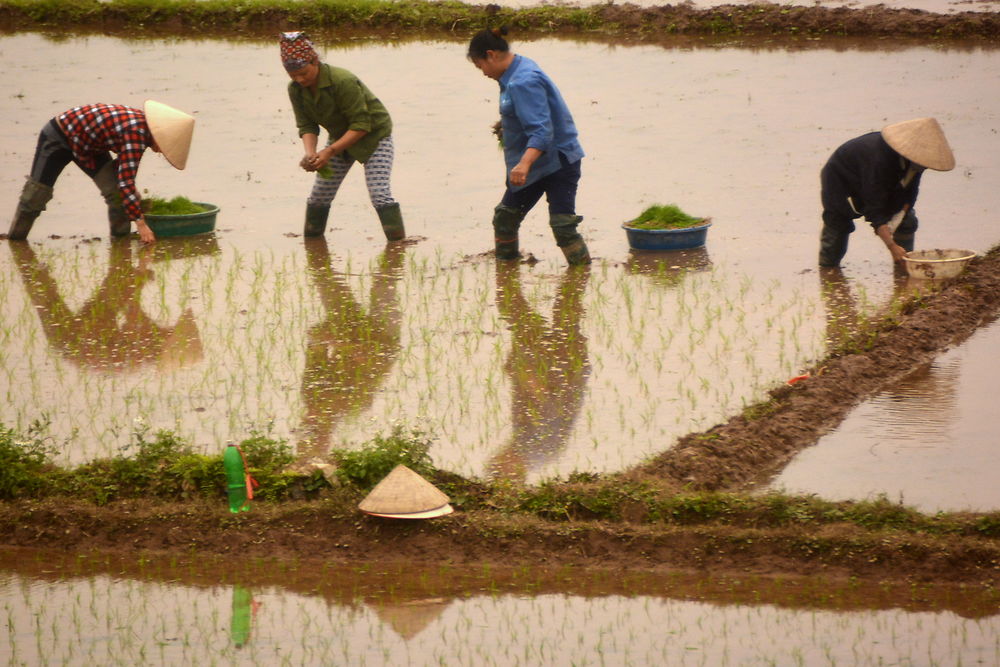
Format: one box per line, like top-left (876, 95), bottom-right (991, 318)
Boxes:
top-left (821, 131), bottom-right (921, 229)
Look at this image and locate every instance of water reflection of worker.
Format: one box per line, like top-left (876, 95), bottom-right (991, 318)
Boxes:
top-left (8, 101), bottom-right (195, 244)
top-left (818, 118), bottom-right (955, 268)
top-left (818, 267), bottom-right (924, 354)
top-left (280, 32), bottom-right (406, 242)
top-left (467, 27), bottom-right (590, 266)
top-left (488, 264), bottom-right (590, 481)
top-left (297, 238), bottom-right (405, 460)
top-left (8, 242), bottom-right (203, 372)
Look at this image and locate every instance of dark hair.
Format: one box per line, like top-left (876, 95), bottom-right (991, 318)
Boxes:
top-left (467, 26), bottom-right (510, 61)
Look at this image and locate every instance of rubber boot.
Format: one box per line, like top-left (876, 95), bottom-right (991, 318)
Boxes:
top-left (493, 205), bottom-right (525, 260)
top-left (94, 162), bottom-right (131, 237)
top-left (8, 178), bottom-right (53, 241)
top-left (550, 214), bottom-right (591, 266)
top-left (891, 206), bottom-right (919, 254)
top-left (818, 224), bottom-right (849, 268)
top-left (893, 232), bottom-right (915, 253)
top-left (376, 202), bottom-right (406, 241)
top-left (303, 203), bottom-right (330, 237)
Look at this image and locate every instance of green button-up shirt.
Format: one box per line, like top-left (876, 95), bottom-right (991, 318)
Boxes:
top-left (288, 63), bottom-right (392, 163)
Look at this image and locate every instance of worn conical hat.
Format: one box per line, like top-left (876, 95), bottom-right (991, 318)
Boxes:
top-left (144, 100), bottom-right (195, 170)
top-left (881, 118), bottom-right (955, 171)
top-left (359, 464), bottom-right (453, 519)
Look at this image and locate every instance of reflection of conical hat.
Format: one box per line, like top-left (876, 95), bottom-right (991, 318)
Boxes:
top-left (359, 465), bottom-right (453, 519)
top-left (369, 598), bottom-right (452, 641)
top-left (144, 100), bottom-right (195, 170)
top-left (881, 118), bottom-right (955, 171)
top-left (157, 308), bottom-right (204, 371)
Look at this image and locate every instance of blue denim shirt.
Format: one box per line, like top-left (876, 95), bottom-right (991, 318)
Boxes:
top-left (498, 55), bottom-right (584, 191)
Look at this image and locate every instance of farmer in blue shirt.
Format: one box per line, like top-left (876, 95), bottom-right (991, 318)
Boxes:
top-left (468, 27), bottom-right (589, 265)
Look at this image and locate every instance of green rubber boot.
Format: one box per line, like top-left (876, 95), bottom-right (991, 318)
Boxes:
top-left (304, 203), bottom-right (330, 237)
top-left (8, 178), bottom-right (53, 241)
top-left (550, 214), bottom-right (591, 266)
top-left (94, 162), bottom-right (131, 237)
top-left (376, 202), bottom-right (406, 241)
top-left (493, 205), bottom-right (525, 260)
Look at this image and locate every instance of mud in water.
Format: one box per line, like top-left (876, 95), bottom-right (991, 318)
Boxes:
top-left (1, 34), bottom-right (999, 506)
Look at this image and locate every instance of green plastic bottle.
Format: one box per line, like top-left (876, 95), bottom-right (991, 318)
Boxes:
top-left (224, 444), bottom-right (249, 513)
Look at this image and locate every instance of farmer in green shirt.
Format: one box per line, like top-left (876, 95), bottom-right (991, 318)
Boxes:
top-left (281, 32), bottom-right (405, 241)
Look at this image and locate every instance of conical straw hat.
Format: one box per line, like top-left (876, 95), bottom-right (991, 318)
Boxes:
top-left (881, 118), bottom-right (955, 171)
top-left (359, 464), bottom-right (453, 519)
top-left (144, 100), bottom-right (195, 170)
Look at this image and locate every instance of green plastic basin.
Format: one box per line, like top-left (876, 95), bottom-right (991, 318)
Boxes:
top-left (145, 202), bottom-right (219, 237)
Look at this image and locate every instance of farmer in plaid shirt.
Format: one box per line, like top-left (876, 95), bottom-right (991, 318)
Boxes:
top-left (8, 100), bottom-right (194, 243)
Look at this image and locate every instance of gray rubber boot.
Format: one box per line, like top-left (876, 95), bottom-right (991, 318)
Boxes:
top-left (818, 224), bottom-right (849, 267)
top-left (94, 162), bottom-right (131, 237)
top-left (376, 202), bottom-right (406, 241)
top-left (493, 205), bottom-right (525, 260)
top-left (304, 203), bottom-right (330, 237)
top-left (550, 213), bottom-right (591, 265)
top-left (8, 178), bottom-right (53, 240)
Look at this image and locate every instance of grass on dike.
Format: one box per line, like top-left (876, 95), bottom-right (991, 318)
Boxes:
top-left (3, 416), bottom-right (1000, 541)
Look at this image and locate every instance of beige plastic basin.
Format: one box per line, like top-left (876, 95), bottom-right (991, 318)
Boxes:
top-left (902, 248), bottom-right (976, 280)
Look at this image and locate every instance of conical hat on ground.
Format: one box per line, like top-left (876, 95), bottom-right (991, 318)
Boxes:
top-left (881, 117), bottom-right (955, 171)
top-left (359, 464), bottom-right (453, 519)
top-left (144, 100), bottom-right (195, 170)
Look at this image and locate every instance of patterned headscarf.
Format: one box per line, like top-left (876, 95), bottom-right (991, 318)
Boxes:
top-left (280, 31), bottom-right (318, 72)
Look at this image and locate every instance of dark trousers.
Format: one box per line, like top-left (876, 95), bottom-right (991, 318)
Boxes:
top-left (819, 166), bottom-right (918, 266)
top-left (500, 155), bottom-right (581, 216)
top-left (30, 119), bottom-right (113, 186)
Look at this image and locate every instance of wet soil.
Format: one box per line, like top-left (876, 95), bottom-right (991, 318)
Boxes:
top-left (3, 247), bottom-right (1000, 587)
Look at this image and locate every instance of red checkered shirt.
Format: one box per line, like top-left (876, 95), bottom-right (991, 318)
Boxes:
top-left (56, 104), bottom-right (153, 222)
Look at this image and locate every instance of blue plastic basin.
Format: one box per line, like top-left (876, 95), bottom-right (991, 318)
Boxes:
top-left (622, 220), bottom-right (712, 251)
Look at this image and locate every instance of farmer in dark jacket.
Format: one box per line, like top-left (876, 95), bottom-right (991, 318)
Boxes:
top-left (819, 117), bottom-right (955, 267)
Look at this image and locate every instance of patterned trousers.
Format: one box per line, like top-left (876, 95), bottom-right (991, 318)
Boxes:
top-left (307, 135), bottom-right (396, 209)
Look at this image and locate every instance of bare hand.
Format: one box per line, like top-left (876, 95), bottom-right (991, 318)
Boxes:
top-left (889, 243), bottom-right (909, 263)
top-left (136, 218), bottom-right (156, 244)
top-left (300, 151), bottom-right (320, 172)
top-left (509, 163), bottom-right (529, 187)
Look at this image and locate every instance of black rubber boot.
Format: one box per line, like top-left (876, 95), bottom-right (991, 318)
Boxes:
top-left (893, 232), bottom-right (915, 253)
top-left (8, 178), bottom-right (53, 241)
top-left (550, 214), bottom-right (591, 265)
top-left (892, 207), bottom-right (918, 254)
top-left (94, 162), bottom-right (131, 237)
top-left (493, 205), bottom-right (525, 260)
top-left (376, 202), bottom-right (406, 241)
top-left (304, 203), bottom-right (330, 237)
top-left (818, 224), bottom-right (849, 268)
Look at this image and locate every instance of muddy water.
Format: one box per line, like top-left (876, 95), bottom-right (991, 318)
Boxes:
top-left (770, 316), bottom-right (1000, 512)
top-left (1, 35), bottom-right (999, 492)
top-left (497, 0), bottom-right (1000, 13)
top-left (2, 548), bottom-right (999, 665)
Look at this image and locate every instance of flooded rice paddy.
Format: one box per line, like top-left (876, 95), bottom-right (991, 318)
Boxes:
top-left (3, 548), bottom-right (1000, 666)
top-left (2, 34), bottom-right (1000, 499)
top-left (770, 315), bottom-right (1000, 513)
